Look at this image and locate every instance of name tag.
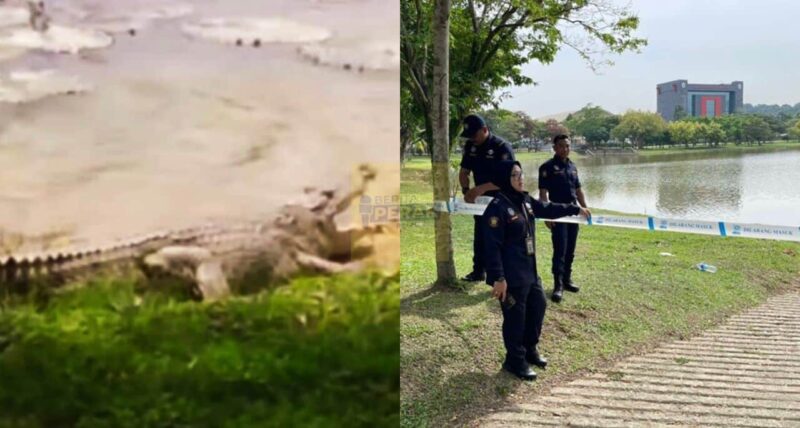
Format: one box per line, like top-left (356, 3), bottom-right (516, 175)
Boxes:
top-left (525, 236), bottom-right (535, 255)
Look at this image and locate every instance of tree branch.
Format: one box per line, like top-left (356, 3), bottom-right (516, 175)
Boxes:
top-left (467, 0), bottom-right (478, 33)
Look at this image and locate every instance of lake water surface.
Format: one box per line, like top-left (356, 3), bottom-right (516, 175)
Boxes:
top-left (521, 148), bottom-right (800, 227)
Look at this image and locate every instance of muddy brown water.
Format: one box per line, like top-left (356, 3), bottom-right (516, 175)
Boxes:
top-left (0, 0), bottom-right (399, 251)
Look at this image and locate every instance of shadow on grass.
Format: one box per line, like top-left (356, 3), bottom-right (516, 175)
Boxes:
top-left (401, 281), bottom-right (493, 320)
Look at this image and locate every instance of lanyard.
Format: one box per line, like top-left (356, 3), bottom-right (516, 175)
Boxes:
top-left (499, 193), bottom-right (533, 238)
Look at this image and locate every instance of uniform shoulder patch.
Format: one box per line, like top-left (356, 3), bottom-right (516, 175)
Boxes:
top-left (489, 216), bottom-right (500, 228)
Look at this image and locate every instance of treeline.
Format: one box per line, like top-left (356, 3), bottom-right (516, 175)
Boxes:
top-left (467, 105), bottom-right (800, 151)
top-left (743, 103), bottom-right (800, 117)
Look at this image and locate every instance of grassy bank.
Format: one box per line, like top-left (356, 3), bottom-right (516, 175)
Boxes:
top-left (0, 272), bottom-right (399, 428)
top-left (400, 160), bottom-right (800, 427)
top-left (636, 140), bottom-right (800, 159)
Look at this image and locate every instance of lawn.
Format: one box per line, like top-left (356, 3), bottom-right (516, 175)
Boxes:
top-left (0, 270), bottom-right (399, 428)
top-left (400, 157), bottom-right (800, 427)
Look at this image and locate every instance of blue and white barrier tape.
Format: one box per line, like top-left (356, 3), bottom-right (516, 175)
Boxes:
top-left (432, 197), bottom-right (800, 242)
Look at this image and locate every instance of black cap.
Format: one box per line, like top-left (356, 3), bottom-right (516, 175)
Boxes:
top-left (460, 114), bottom-right (487, 138)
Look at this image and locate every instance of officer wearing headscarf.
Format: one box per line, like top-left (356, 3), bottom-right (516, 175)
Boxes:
top-left (483, 160), bottom-right (590, 380)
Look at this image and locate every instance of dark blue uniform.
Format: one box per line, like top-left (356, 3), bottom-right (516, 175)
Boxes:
top-left (538, 156), bottom-right (582, 284)
top-left (483, 192), bottom-right (580, 371)
top-left (460, 134), bottom-right (515, 275)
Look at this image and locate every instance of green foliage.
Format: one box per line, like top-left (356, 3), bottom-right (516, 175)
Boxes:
top-left (611, 111), bottom-right (667, 149)
top-left (743, 102), bottom-right (800, 116)
top-left (476, 109), bottom-right (548, 148)
top-left (716, 114), bottom-right (745, 143)
top-left (668, 120), bottom-right (698, 148)
top-left (481, 108), bottom-right (525, 142)
top-left (0, 273), bottom-right (399, 427)
top-left (564, 104), bottom-right (620, 147)
top-left (519, 112), bottom-right (549, 142)
top-left (790, 120), bottom-right (800, 140)
top-left (401, 0), bottom-right (646, 149)
top-left (741, 115), bottom-right (773, 144)
top-left (667, 120), bottom-right (726, 148)
top-left (701, 121), bottom-right (727, 146)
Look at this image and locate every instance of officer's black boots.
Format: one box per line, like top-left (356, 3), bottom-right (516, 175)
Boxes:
top-left (551, 275), bottom-right (564, 303)
top-left (461, 271), bottom-right (485, 282)
top-left (563, 274), bottom-right (580, 293)
top-left (502, 362), bottom-right (537, 381)
top-left (526, 347), bottom-right (548, 369)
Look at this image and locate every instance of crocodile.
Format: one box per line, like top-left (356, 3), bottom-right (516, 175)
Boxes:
top-left (0, 164), bottom-right (394, 300)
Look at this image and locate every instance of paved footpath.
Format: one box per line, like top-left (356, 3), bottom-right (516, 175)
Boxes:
top-left (482, 292), bottom-right (800, 427)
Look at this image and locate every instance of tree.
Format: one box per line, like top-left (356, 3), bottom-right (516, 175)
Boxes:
top-left (430, 0), bottom-right (456, 285)
top-left (545, 119), bottom-right (570, 140)
top-left (401, 0), bottom-right (646, 151)
top-left (759, 114), bottom-right (788, 137)
top-left (742, 116), bottom-right (773, 145)
top-left (401, 86), bottom-right (426, 161)
top-left (743, 103), bottom-right (800, 117)
top-left (702, 122), bottom-right (726, 147)
top-left (517, 111), bottom-right (546, 140)
top-left (564, 104), bottom-right (620, 148)
top-left (790, 120), bottom-right (800, 140)
top-left (717, 114), bottom-right (745, 144)
top-left (668, 121), bottom-right (698, 148)
top-left (525, 119), bottom-right (548, 141)
top-left (611, 111), bottom-right (667, 149)
top-left (481, 109), bottom-right (524, 143)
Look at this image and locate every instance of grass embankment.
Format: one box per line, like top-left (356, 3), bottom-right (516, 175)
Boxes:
top-left (636, 140), bottom-right (800, 159)
top-left (0, 271), bottom-right (399, 428)
top-left (400, 159), bottom-right (800, 427)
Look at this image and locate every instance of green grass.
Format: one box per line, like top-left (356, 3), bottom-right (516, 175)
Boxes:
top-left (400, 159), bottom-right (800, 427)
top-left (635, 140), bottom-right (800, 159)
top-left (0, 271), bottom-right (399, 428)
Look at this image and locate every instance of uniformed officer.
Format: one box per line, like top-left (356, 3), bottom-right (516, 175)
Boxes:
top-left (459, 114), bottom-right (515, 282)
top-left (538, 135), bottom-right (589, 303)
top-left (484, 160), bottom-right (590, 380)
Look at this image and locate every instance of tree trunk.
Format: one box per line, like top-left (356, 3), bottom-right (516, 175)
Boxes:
top-left (400, 124), bottom-right (410, 163)
top-left (431, 0), bottom-right (456, 286)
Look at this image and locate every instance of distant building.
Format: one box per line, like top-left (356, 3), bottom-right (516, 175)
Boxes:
top-left (657, 80), bottom-right (743, 121)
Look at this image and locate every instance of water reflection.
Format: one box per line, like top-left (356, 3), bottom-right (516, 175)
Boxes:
top-left (521, 148), bottom-right (800, 226)
top-left (653, 159), bottom-right (743, 219)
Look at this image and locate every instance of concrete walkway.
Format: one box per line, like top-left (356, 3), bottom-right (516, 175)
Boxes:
top-left (482, 292), bottom-right (800, 427)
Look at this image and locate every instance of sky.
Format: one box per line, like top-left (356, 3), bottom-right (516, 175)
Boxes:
top-left (499, 0), bottom-right (800, 119)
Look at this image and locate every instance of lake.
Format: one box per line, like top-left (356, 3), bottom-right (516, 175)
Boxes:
top-left (521, 148), bottom-right (800, 227)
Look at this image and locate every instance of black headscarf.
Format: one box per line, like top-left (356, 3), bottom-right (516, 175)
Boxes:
top-left (491, 160), bottom-right (526, 206)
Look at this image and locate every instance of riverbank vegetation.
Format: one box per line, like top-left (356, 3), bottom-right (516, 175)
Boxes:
top-left (0, 271), bottom-right (399, 427)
